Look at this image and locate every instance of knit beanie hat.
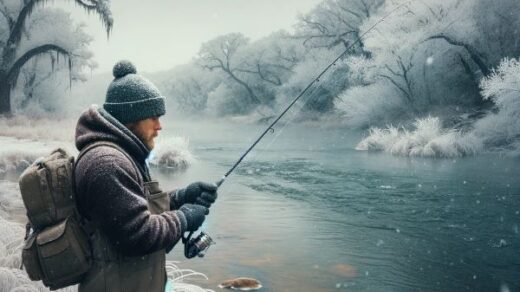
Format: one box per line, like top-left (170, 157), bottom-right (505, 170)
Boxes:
top-left (103, 60), bottom-right (166, 124)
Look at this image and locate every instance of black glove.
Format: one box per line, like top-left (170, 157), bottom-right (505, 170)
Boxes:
top-left (172, 181), bottom-right (218, 209)
top-left (179, 204), bottom-right (208, 232)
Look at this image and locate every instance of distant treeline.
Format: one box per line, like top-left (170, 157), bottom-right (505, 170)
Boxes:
top-left (155, 0), bottom-right (520, 129)
top-left (2, 0), bottom-right (520, 134)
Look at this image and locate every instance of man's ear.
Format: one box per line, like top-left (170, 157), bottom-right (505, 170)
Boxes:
top-left (125, 122), bottom-right (136, 131)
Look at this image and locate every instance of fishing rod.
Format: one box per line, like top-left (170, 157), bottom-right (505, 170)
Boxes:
top-left (214, 2), bottom-right (409, 188)
top-left (183, 2), bottom-right (410, 258)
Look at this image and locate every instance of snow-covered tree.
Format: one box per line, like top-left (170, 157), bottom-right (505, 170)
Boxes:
top-left (360, 0), bottom-right (476, 111)
top-left (476, 57), bottom-right (520, 153)
top-left (336, 0), bottom-right (520, 127)
top-left (196, 33), bottom-right (260, 107)
top-left (0, 0), bottom-right (112, 115)
top-left (14, 8), bottom-right (97, 113)
top-left (281, 46), bottom-right (350, 112)
top-left (295, 0), bottom-right (383, 54)
top-left (235, 31), bottom-right (305, 109)
top-left (158, 63), bottom-right (222, 115)
top-left (197, 32), bottom-right (305, 115)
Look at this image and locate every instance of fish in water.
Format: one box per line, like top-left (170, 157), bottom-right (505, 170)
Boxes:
top-left (218, 277), bottom-right (262, 290)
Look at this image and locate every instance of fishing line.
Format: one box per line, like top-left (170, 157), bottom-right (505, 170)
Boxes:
top-left (245, 81), bottom-right (322, 162)
top-left (214, 2), bottom-right (410, 188)
top-left (260, 79), bottom-right (324, 151)
top-left (182, 1), bottom-right (413, 259)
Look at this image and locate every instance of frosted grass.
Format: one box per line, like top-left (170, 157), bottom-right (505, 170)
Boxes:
top-left (166, 262), bottom-right (215, 292)
top-left (0, 137), bottom-right (74, 175)
top-left (0, 116), bottom-right (76, 142)
top-left (0, 114), bottom-right (194, 172)
top-left (149, 136), bottom-right (194, 171)
top-left (356, 116), bottom-right (482, 157)
top-left (0, 181), bottom-right (25, 221)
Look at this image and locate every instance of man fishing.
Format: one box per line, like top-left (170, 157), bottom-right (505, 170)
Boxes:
top-left (74, 60), bottom-right (218, 291)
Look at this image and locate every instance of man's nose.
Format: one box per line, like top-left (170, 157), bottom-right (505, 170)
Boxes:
top-left (155, 119), bottom-right (162, 131)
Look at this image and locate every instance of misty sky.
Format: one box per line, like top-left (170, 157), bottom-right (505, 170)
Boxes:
top-left (58, 0), bottom-right (322, 73)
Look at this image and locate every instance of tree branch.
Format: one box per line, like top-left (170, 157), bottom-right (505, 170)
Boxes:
top-left (299, 15), bottom-right (329, 34)
top-left (424, 34), bottom-right (490, 76)
top-left (6, 0), bottom-right (37, 47)
top-left (7, 44), bottom-right (70, 84)
top-left (74, 0), bottom-right (113, 34)
top-left (0, 1), bottom-right (14, 29)
top-left (379, 74), bottom-right (413, 105)
top-left (337, 2), bottom-right (363, 20)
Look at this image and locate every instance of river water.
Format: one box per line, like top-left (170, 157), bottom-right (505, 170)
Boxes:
top-left (155, 121), bottom-right (520, 292)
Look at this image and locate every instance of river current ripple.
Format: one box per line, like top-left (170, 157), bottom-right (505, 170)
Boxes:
top-left (157, 124), bottom-right (520, 292)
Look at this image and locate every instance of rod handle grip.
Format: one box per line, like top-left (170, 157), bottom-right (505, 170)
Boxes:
top-left (215, 176), bottom-right (226, 188)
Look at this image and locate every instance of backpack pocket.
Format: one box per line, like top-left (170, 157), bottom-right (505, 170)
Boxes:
top-left (35, 218), bottom-right (91, 290)
top-left (22, 233), bottom-right (43, 281)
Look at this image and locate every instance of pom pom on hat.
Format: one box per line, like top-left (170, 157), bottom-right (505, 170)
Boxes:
top-left (113, 60), bottom-right (137, 79)
top-left (104, 60), bottom-right (165, 124)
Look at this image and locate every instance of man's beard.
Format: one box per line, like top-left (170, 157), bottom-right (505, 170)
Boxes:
top-left (143, 138), bottom-right (154, 150)
top-left (132, 129), bottom-right (155, 150)
top-left (141, 135), bottom-right (155, 150)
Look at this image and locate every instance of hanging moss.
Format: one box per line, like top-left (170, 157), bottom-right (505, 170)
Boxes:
top-left (71, 0), bottom-right (113, 36)
top-left (68, 56), bottom-right (72, 89)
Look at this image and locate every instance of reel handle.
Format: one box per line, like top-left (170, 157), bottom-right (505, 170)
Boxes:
top-left (182, 231), bottom-right (215, 259)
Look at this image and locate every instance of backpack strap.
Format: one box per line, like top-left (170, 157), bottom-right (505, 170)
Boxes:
top-left (76, 141), bottom-right (151, 182)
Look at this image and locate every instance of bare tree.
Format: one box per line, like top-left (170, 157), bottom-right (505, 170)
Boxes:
top-left (197, 33), bottom-right (261, 105)
top-left (237, 35), bottom-right (301, 88)
top-left (295, 0), bottom-right (383, 55)
top-left (0, 0), bottom-right (112, 115)
top-left (379, 52), bottom-right (417, 111)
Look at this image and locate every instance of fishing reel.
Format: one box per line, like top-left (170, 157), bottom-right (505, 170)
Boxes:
top-left (182, 231), bottom-right (215, 259)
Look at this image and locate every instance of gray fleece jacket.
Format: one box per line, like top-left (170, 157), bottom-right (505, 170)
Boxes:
top-left (74, 105), bottom-right (186, 256)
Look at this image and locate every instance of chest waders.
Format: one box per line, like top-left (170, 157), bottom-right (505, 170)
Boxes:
top-left (77, 143), bottom-right (170, 292)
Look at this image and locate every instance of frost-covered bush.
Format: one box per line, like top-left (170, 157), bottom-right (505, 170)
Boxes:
top-left (480, 58), bottom-right (520, 115)
top-left (356, 116), bottom-right (482, 157)
top-left (149, 136), bottom-right (194, 171)
top-left (474, 58), bottom-right (520, 155)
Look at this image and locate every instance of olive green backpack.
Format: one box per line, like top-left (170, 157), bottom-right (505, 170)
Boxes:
top-left (18, 147), bottom-right (91, 290)
top-left (18, 142), bottom-right (127, 290)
